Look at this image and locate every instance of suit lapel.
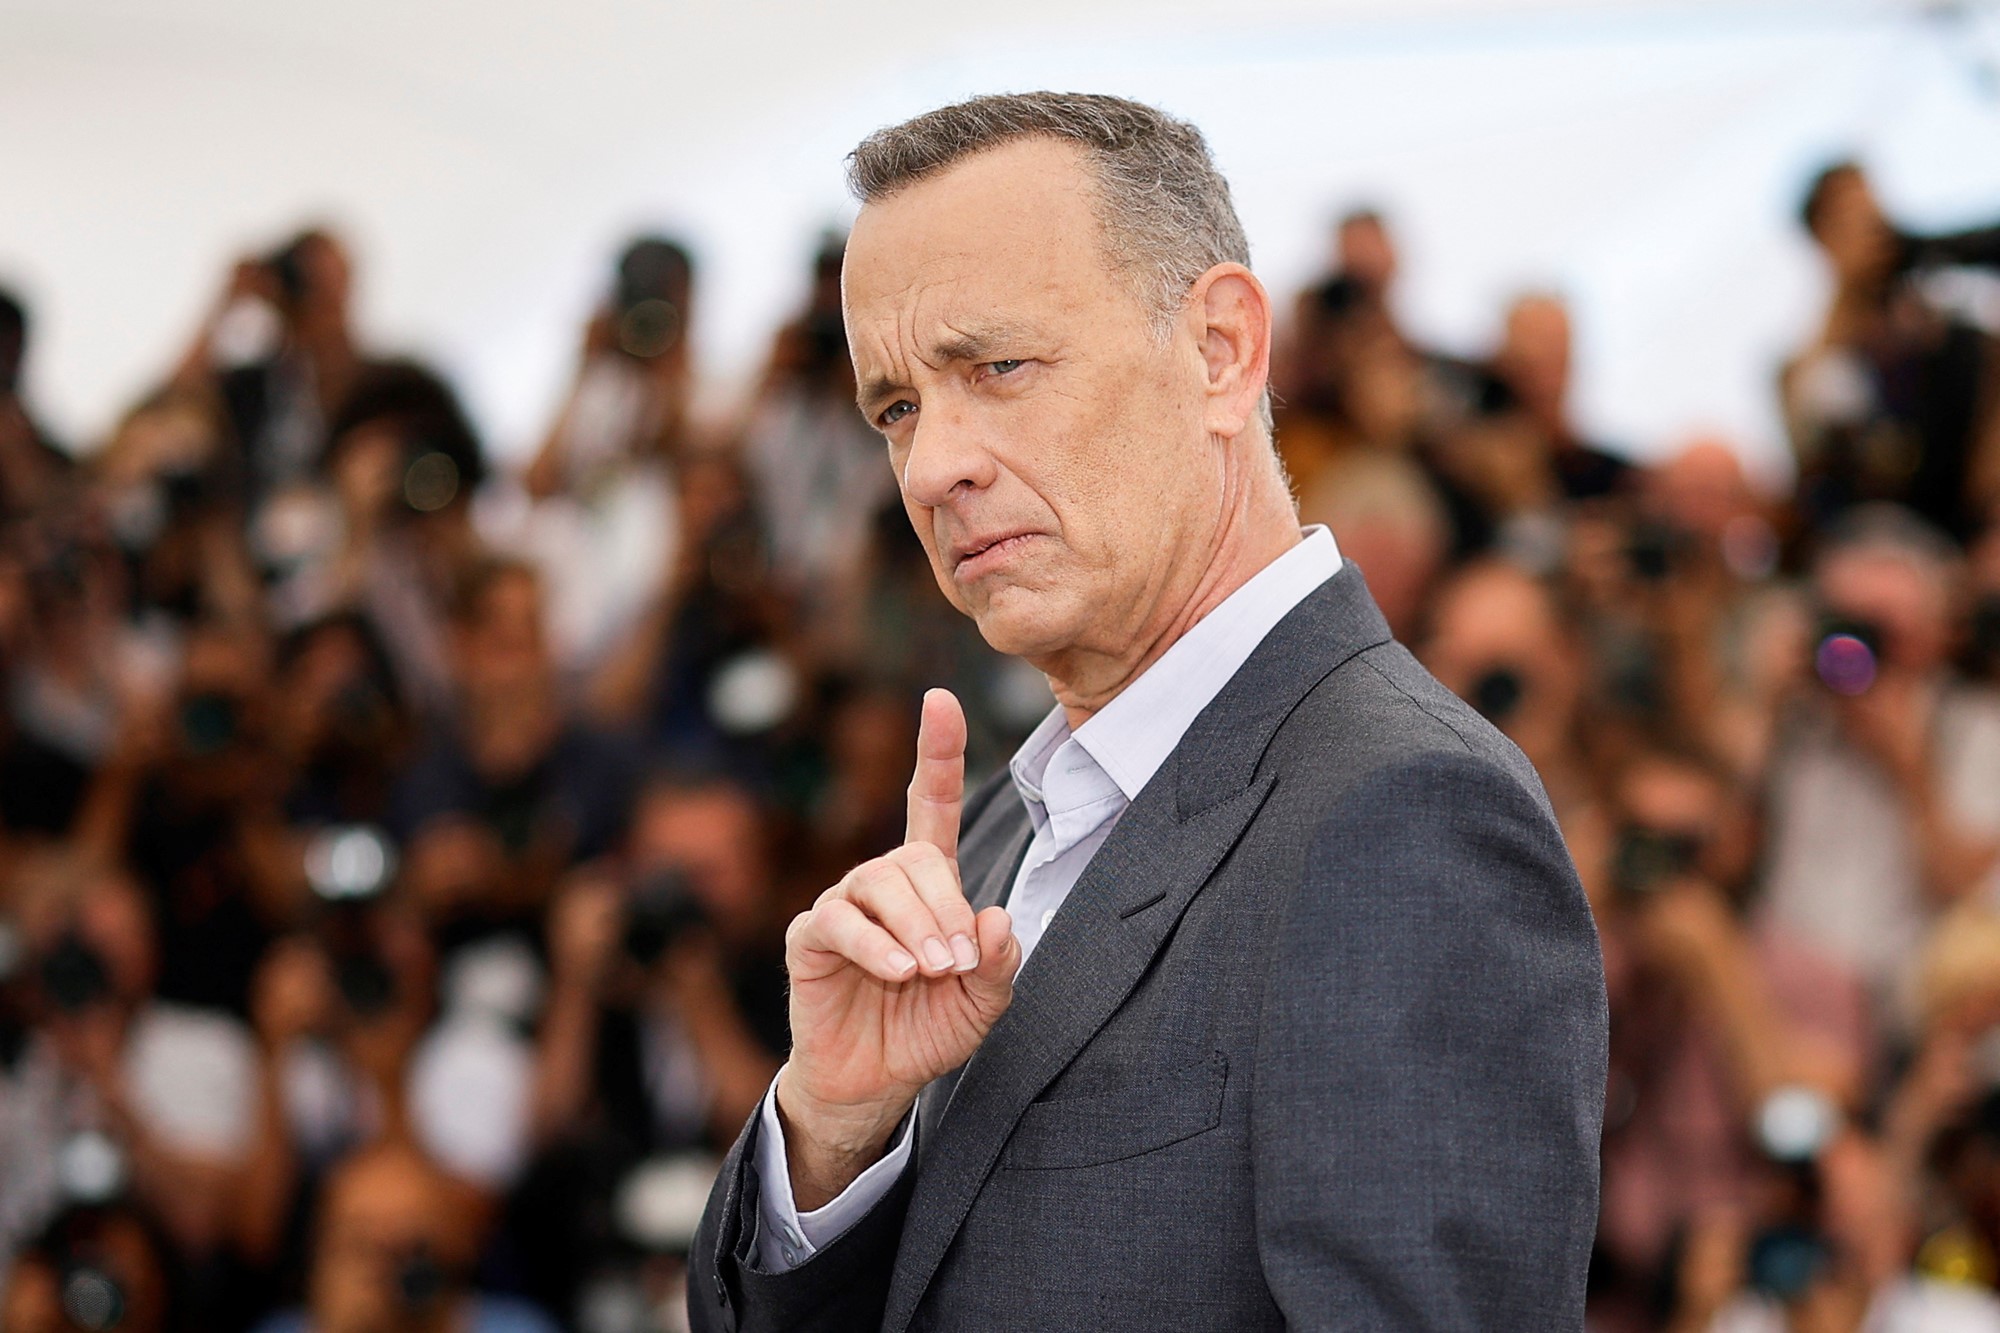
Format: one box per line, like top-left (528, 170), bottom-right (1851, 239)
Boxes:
top-left (883, 563), bottom-right (1393, 1331)
top-left (883, 762), bottom-right (1277, 1331)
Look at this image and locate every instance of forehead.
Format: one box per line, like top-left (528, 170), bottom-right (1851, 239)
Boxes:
top-left (842, 137), bottom-right (1133, 335)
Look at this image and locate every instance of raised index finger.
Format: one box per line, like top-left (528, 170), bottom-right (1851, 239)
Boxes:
top-left (905, 687), bottom-right (966, 860)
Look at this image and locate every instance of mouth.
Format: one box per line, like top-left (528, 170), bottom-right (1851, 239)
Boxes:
top-left (950, 531), bottom-right (1041, 581)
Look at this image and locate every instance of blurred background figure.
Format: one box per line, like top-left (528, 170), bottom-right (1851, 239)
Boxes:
top-left (0, 288), bottom-right (74, 523)
top-left (251, 1142), bottom-right (555, 1333)
top-left (1782, 164), bottom-right (2000, 546)
top-left (2, 30), bottom-right (2000, 1325)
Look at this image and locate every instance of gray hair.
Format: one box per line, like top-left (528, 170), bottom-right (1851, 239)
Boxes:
top-left (846, 92), bottom-right (1251, 338)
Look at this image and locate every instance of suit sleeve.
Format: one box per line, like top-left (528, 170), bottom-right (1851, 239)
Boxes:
top-left (687, 1100), bottom-right (918, 1333)
top-left (1252, 748), bottom-right (1608, 1331)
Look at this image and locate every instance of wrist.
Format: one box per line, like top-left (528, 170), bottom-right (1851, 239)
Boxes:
top-left (774, 1067), bottom-right (910, 1210)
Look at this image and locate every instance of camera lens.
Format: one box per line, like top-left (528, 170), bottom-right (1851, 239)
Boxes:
top-left (60, 1266), bottom-right (125, 1332)
top-left (40, 935), bottom-right (111, 1014)
top-left (1814, 632), bottom-right (1877, 696)
top-left (1468, 667), bottom-right (1526, 724)
top-left (304, 826), bottom-right (396, 902)
top-left (1756, 1085), bottom-right (1839, 1164)
top-left (395, 1251), bottom-right (448, 1313)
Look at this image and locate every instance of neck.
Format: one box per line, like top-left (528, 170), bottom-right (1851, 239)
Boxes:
top-left (1038, 445), bottom-right (1300, 731)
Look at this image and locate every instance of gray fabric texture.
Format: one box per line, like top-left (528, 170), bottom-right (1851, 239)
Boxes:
top-left (687, 564), bottom-right (1608, 1332)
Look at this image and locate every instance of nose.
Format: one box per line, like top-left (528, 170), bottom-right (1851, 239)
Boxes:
top-left (899, 404), bottom-right (997, 510)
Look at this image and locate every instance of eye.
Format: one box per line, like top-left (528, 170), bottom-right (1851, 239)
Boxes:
top-left (984, 359), bottom-right (1023, 376)
top-left (879, 400), bottom-right (917, 428)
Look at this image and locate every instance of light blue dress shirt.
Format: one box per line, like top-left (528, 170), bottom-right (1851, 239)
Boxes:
top-left (752, 526), bottom-right (1344, 1270)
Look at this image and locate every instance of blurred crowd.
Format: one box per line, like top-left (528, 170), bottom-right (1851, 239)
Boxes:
top-left (1, 157), bottom-right (1999, 1333)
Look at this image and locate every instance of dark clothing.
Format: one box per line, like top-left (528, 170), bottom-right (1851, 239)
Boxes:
top-left (689, 566), bottom-right (1608, 1331)
top-left (388, 721), bottom-right (639, 865)
top-left (1556, 437), bottom-right (1633, 501)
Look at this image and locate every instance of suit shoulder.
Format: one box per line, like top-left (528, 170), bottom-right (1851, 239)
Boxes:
top-left (1266, 639), bottom-right (1555, 826)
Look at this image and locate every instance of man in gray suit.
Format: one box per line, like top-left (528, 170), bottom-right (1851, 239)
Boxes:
top-left (689, 92), bottom-right (1606, 1332)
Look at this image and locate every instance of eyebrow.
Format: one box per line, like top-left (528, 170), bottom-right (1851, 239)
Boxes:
top-left (855, 320), bottom-right (1038, 417)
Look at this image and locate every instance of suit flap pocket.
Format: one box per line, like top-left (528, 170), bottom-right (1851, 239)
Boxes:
top-left (1001, 1052), bottom-right (1227, 1171)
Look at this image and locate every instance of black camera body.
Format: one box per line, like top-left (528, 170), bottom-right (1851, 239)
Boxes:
top-left (1467, 665), bottom-right (1527, 725)
top-left (1609, 826), bottom-right (1702, 902)
top-left (621, 867), bottom-right (708, 968)
top-left (39, 933), bottom-right (113, 1014)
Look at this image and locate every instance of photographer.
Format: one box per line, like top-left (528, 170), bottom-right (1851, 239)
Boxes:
top-left (524, 236), bottom-right (694, 504)
top-left (1781, 162), bottom-right (2000, 542)
top-left (513, 237), bottom-right (693, 677)
top-left (1416, 559), bottom-right (1607, 860)
top-left (389, 558), bottom-right (637, 924)
top-left (252, 1142), bottom-right (555, 1333)
top-left (738, 236), bottom-right (897, 657)
top-left (4, 858), bottom-right (257, 1302)
top-left (0, 286), bottom-right (75, 523)
top-left (513, 774), bottom-right (783, 1324)
top-left (1761, 507), bottom-right (2000, 1034)
top-left (0, 1202), bottom-right (172, 1333)
top-left (69, 616), bottom-right (288, 1014)
top-left (169, 230), bottom-right (366, 500)
top-left (526, 772), bottom-right (783, 1154)
top-left (284, 361), bottom-right (487, 723)
top-left (1589, 746), bottom-right (1872, 1326)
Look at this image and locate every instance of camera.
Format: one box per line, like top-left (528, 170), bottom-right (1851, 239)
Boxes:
top-left (622, 868), bottom-right (708, 968)
top-left (177, 691), bottom-right (240, 758)
top-left (39, 933), bottom-right (112, 1014)
top-left (1625, 521), bottom-right (1689, 584)
top-left (1742, 1085), bottom-right (1842, 1302)
top-left (265, 236), bottom-right (314, 308)
top-left (1466, 665), bottom-right (1527, 725)
top-left (391, 1245), bottom-right (452, 1317)
top-left (305, 825), bottom-right (401, 1018)
top-left (1969, 593), bottom-right (2000, 675)
top-left (612, 237), bottom-right (691, 361)
top-left (1813, 613), bottom-right (1884, 696)
top-left (1609, 826), bottom-right (1702, 902)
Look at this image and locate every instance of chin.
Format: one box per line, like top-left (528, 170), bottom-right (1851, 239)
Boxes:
top-left (966, 585), bottom-right (1079, 661)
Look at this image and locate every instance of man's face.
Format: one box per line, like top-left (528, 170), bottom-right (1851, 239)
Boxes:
top-left (842, 137), bottom-right (1222, 664)
top-left (1499, 296), bottom-right (1571, 422)
top-left (1814, 171), bottom-right (1898, 288)
top-left (1817, 547), bottom-right (1951, 674)
top-left (631, 786), bottom-right (765, 924)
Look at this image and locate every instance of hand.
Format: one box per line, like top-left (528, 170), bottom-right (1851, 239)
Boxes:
top-left (548, 870), bottom-right (623, 992)
top-left (1836, 676), bottom-right (1930, 792)
top-left (776, 688), bottom-right (1020, 1209)
top-left (251, 938), bottom-right (334, 1049)
top-left (1632, 879), bottom-right (1738, 979)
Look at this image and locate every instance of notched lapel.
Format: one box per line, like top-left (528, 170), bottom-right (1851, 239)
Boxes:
top-left (882, 765), bottom-right (1278, 1332)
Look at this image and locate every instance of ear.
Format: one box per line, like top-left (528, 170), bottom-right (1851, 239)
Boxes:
top-left (1188, 263), bottom-right (1272, 442)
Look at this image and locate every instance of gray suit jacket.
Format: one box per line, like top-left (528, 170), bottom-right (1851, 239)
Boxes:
top-left (689, 566), bottom-right (1608, 1331)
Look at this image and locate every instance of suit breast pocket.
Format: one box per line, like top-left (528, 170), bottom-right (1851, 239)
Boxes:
top-left (1000, 1051), bottom-right (1228, 1171)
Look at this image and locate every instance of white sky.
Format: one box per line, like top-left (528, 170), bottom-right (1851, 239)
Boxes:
top-left (3, 0), bottom-right (1999, 482)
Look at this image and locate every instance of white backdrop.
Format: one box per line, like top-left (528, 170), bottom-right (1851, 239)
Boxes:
top-left (4, 0), bottom-right (1999, 480)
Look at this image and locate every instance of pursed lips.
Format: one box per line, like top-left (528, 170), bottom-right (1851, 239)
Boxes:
top-left (949, 530), bottom-right (1041, 579)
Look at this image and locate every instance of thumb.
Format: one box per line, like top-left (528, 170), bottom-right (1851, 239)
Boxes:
top-left (905, 687), bottom-right (967, 859)
top-left (961, 906), bottom-right (1020, 1016)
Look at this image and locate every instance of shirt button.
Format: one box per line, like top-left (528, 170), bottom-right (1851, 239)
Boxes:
top-left (782, 1244), bottom-right (800, 1264)
top-left (1040, 909), bottom-right (1056, 931)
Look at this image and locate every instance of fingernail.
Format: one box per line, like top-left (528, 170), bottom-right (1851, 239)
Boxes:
top-left (949, 934), bottom-right (978, 971)
top-left (887, 949), bottom-right (917, 977)
top-left (922, 938), bottom-right (953, 972)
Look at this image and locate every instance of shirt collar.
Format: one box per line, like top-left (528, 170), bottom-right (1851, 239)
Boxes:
top-left (1008, 525), bottom-right (1343, 811)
